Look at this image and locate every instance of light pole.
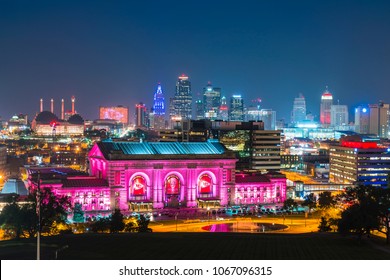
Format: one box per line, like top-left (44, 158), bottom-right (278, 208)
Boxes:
top-left (207, 207), bottom-right (210, 224)
top-left (36, 171), bottom-right (41, 260)
top-left (175, 213), bottom-right (178, 232)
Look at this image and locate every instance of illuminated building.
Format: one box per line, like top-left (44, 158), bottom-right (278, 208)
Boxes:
top-left (135, 102), bottom-right (148, 128)
top-left (0, 144), bottom-right (6, 184)
top-left (203, 82), bottom-right (221, 120)
top-left (320, 88), bottom-right (333, 127)
top-left (230, 95), bottom-right (244, 121)
top-left (369, 102), bottom-right (390, 138)
top-left (88, 140), bottom-right (237, 210)
top-left (27, 167), bottom-right (111, 218)
top-left (7, 114), bottom-right (29, 133)
top-left (291, 93), bottom-right (306, 125)
top-left (329, 136), bottom-right (390, 187)
top-left (219, 96), bottom-right (229, 121)
top-left (99, 106), bottom-right (129, 124)
top-left (31, 111), bottom-right (84, 136)
top-left (195, 99), bottom-right (203, 120)
top-left (152, 83), bottom-right (166, 129)
top-left (330, 104), bottom-right (349, 128)
top-left (251, 130), bottom-right (281, 171)
top-left (234, 172), bottom-right (286, 204)
top-left (354, 106), bottom-right (370, 134)
top-left (172, 74), bottom-right (192, 120)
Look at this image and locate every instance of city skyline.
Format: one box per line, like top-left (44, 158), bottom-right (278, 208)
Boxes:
top-left (1, 0), bottom-right (390, 121)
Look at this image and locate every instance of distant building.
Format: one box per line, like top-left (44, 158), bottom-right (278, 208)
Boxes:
top-left (330, 104), bottom-right (349, 128)
top-left (320, 88), bottom-right (333, 127)
top-left (291, 93), bottom-right (306, 125)
top-left (135, 103), bottom-right (148, 128)
top-left (219, 96), bottom-right (229, 121)
top-left (329, 136), bottom-right (390, 187)
top-left (31, 111), bottom-right (84, 137)
top-left (203, 82), bottom-right (221, 120)
top-left (152, 83), bottom-right (166, 129)
top-left (99, 106), bottom-right (129, 124)
top-left (172, 74), bottom-right (192, 120)
top-left (230, 95), bottom-right (244, 121)
top-left (354, 106), bottom-right (370, 134)
top-left (369, 102), bottom-right (390, 138)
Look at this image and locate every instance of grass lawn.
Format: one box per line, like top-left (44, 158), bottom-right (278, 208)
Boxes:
top-left (1, 232), bottom-right (389, 260)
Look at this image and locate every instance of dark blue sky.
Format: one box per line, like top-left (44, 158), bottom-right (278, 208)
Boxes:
top-left (1, 0), bottom-right (390, 122)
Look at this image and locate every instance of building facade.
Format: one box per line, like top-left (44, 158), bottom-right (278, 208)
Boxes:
top-left (329, 137), bottom-right (390, 187)
top-left (291, 93), bottom-right (306, 125)
top-left (173, 74), bottom-right (192, 120)
top-left (203, 83), bottom-right (221, 120)
top-left (230, 95), bottom-right (244, 121)
top-left (320, 89), bottom-right (333, 127)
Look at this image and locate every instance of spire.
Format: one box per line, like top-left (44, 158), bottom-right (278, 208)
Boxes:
top-left (153, 83), bottom-right (165, 116)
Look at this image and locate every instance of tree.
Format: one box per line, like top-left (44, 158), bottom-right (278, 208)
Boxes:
top-left (283, 198), bottom-right (298, 213)
top-left (90, 217), bottom-right (110, 233)
top-left (110, 209), bottom-right (125, 233)
top-left (302, 193), bottom-right (317, 214)
top-left (337, 185), bottom-right (381, 241)
top-left (32, 188), bottom-right (72, 233)
top-left (0, 188), bottom-right (71, 239)
top-left (73, 203), bottom-right (85, 224)
top-left (375, 187), bottom-right (390, 244)
top-left (318, 216), bottom-right (331, 232)
top-left (318, 191), bottom-right (335, 210)
top-left (0, 199), bottom-right (24, 239)
top-left (137, 214), bottom-right (151, 232)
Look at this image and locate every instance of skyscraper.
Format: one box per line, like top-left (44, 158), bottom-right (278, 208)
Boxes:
top-left (330, 104), bottom-right (349, 128)
top-left (320, 88), bottom-right (333, 127)
top-left (152, 83), bottom-right (166, 129)
top-left (219, 96), bottom-right (229, 121)
top-left (230, 95), bottom-right (244, 121)
top-left (291, 93), bottom-right (306, 125)
top-left (355, 105), bottom-right (370, 134)
top-left (369, 102), bottom-right (390, 138)
top-left (195, 99), bottom-right (203, 120)
top-left (153, 83), bottom-right (165, 116)
top-left (173, 74), bottom-right (192, 120)
top-left (135, 102), bottom-right (147, 128)
top-left (203, 82), bottom-right (221, 120)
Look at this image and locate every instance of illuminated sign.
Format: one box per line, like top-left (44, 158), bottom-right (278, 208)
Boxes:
top-left (165, 175), bottom-right (180, 195)
top-left (131, 175), bottom-right (146, 196)
top-left (99, 106), bottom-right (129, 124)
top-left (341, 141), bottom-right (378, 149)
top-left (198, 174), bottom-right (212, 193)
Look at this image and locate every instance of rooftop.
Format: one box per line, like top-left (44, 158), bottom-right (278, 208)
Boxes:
top-left (96, 140), bottom-right (231, 159)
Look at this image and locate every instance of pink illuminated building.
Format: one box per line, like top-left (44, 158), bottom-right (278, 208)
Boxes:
top-left (27, 167), bottom-right (112, 219)
top-left (88, 140), bottom-right (287, 212)
top-left (27, 141), bottom-right (286, 218)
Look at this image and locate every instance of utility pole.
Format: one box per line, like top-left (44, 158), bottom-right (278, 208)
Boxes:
top-left (37, 171), bottom-right (41, 260)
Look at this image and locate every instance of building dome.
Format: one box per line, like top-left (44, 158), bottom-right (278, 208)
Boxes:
top-left (35, 111), bottom-right (59, 124)
top-left (1, 179), bottom-right (28, 196)
top-left (68, 114), bottom-right (84, 124)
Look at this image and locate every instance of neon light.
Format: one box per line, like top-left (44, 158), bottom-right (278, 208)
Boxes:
top-left (341, 141), bottom-right (378, 149)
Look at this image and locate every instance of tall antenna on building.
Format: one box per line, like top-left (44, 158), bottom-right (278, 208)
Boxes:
top-left (40, 98), bottom-right (43, 112)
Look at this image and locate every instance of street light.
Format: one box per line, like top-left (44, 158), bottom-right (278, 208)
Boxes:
top-left (36, 171), bottom-right (41, 260)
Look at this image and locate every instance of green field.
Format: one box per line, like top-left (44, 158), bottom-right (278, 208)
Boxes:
top-left (1, 232), bottom-right (389, 260)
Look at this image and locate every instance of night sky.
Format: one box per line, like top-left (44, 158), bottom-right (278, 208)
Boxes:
top-left (1, 0), bottom-right (390, 122)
